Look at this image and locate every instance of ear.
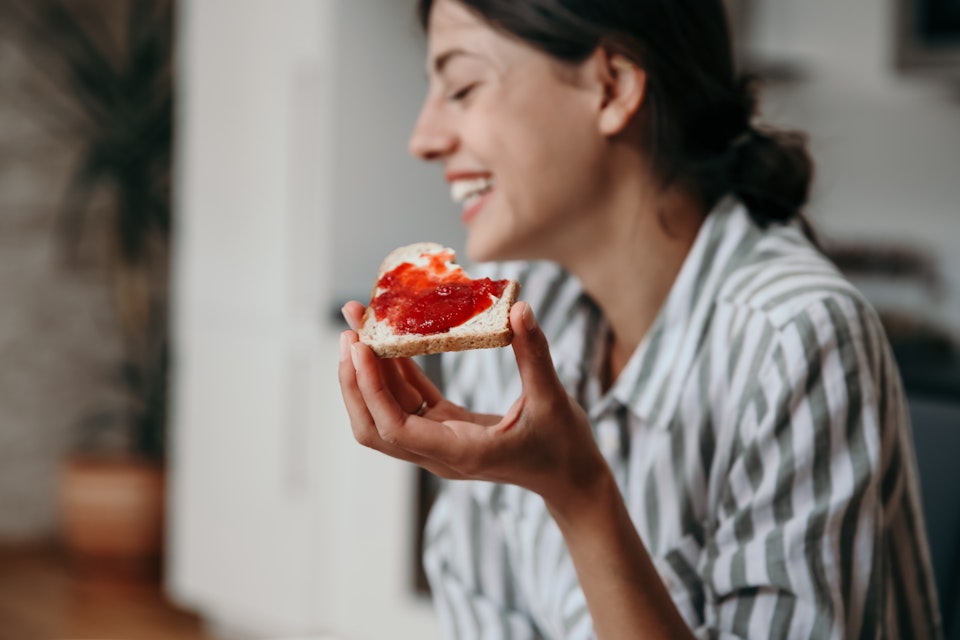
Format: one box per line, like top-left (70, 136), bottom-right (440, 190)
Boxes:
top-left (596, 52), bottom-right (647, 137)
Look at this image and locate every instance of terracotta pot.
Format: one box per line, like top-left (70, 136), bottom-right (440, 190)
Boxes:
top-left (58, 456), bottom-right (166, 582)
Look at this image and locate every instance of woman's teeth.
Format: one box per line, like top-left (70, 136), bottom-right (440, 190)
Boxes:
top-left (451, 177), bottom-right (494, 206)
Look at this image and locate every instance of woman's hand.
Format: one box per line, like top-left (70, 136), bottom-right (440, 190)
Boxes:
top-left (338, 300), bottom-right (609, 505)
top-left (339, 301), bottom-right (502, 428)
top-left (341, 301), bottom-right (695, 639)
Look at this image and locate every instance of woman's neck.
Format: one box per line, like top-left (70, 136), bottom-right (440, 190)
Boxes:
top-left (559, 176), bottom-right (706, 382)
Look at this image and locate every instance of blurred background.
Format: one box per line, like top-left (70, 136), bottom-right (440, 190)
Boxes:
top-left (0, 0), bottom-right (957, 639)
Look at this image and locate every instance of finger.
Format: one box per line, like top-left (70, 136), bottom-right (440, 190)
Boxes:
top-left (352, 341), bottom-right (467, 459)
top-left (342, 299), bottom-right (422, 409)
top-left (342, 301), bottom-right (428, 412)
top-left (445, 395), bottom-right (525, 437)
top-left (340, 332), bottom-right (411, 449)
top-left (339, 331), bottom-right (390, 448)
top-left (382, 358), bottom-right (425, 414)
top-left (341, 301), bottom-right (366, 331)
top-left (509, 302), bottom-right (565, 395)
top-left (339, 332), bottom-right (459, 474)
top-left (397, 357), bottom-right (446, 407)
top-left (395, 359), bottom-right (501, 426)
top-left (350, 339), bottom-right (414, 429)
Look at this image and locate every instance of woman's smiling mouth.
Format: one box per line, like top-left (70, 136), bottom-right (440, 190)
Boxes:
top-left (449, 175), bottom-right (495, 223)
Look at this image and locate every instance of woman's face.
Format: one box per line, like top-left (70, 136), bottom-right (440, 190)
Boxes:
top-left (409, 0), bottom-right (610, 263)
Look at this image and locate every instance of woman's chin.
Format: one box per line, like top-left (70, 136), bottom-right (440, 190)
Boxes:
top-left (465, 227), bottom-right (510, 264)
top-left (464, 235), bottom-right (497, 264)
top-left (466, 228), bottom-right (535, 265)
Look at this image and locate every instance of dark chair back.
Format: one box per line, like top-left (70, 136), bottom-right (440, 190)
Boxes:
top-left (910, 394), bottom-right (960, 640)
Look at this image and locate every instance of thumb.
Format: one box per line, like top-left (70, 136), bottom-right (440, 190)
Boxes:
top-left (510, 302), bottom-right (564, 395)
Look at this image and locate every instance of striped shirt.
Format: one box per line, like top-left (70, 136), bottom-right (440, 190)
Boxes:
top-left (422, 197), bottom-right (942, 639)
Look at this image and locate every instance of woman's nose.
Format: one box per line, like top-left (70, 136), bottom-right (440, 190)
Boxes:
top-left (408, 99), bottom-right (458, 161)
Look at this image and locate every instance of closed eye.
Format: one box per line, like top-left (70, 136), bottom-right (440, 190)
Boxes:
top-left (447, 83), bottom-right (478, 103)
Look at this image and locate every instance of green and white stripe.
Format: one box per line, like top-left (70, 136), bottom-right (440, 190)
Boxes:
top-left (423, 198), bottom-right (942, 639)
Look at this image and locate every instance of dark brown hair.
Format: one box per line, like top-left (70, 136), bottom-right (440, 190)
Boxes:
top-left (417, 0), bottom-right (815, 233)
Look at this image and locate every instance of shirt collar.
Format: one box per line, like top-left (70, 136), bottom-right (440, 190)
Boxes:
top-left (594, 196), bottom-right (755, 430)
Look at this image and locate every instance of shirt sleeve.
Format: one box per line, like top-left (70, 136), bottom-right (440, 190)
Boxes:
top-left (696, 295), bottom-right (941, 639)
top-left (423, 481), bottom-right (545, 640)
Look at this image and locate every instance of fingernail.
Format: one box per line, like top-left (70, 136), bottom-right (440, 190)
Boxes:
top-left (339, 332), bottom-right (349, 361)
top-left (340, 305), bottom-right (350, 324)
top-left (522, 303), bottom-right (537, 332)
top-left (351, 342), bottom-right (362, 369)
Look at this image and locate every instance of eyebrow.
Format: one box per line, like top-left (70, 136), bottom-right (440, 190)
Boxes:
top-left (430, 48), bottom-right (477, 75)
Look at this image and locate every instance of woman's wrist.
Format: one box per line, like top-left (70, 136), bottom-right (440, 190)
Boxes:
top-left (542, 455), bottom-right (618, 531)
top-left (542, 456), bottom-right (695, 639)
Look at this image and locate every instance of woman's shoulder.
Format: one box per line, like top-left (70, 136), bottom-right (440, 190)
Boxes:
top-left (702, 215), bottom-right (897, 397)
top-left (716, 222), bottom-right (870, 333)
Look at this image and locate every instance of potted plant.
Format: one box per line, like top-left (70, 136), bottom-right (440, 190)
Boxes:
top-left (4, 0), bottom-right (174, 581)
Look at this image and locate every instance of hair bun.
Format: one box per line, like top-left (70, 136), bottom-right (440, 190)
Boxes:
top-left (729, 126), bottom-right (813, 226)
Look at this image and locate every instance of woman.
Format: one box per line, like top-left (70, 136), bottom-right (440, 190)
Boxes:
top-left (338, 0), bottom-right (942, 637)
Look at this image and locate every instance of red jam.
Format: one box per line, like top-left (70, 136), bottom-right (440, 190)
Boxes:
top-left (371, 251), bottom-right (509, 335)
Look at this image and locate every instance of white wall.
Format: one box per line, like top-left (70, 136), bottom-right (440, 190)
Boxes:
top-left (170, 1), bottom-right (441, 637)
top-left (329, 0), bottom-right (466, 305)
top-left (746, 0), bottom-right (960, 337)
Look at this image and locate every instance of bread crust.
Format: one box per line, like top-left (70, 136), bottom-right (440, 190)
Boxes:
top-left (359, 244), bottom-right (520, 359)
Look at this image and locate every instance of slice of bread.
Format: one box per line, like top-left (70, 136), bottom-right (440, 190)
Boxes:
top-left (359, 242), bottom-right (520, 358)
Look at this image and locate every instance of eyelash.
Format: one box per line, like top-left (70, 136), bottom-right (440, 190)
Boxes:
top-left (447, 83), bottom-right (477, 103)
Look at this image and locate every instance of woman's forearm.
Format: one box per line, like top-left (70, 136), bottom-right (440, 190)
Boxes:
top-left (545, 469), bottom-right (696, 640)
